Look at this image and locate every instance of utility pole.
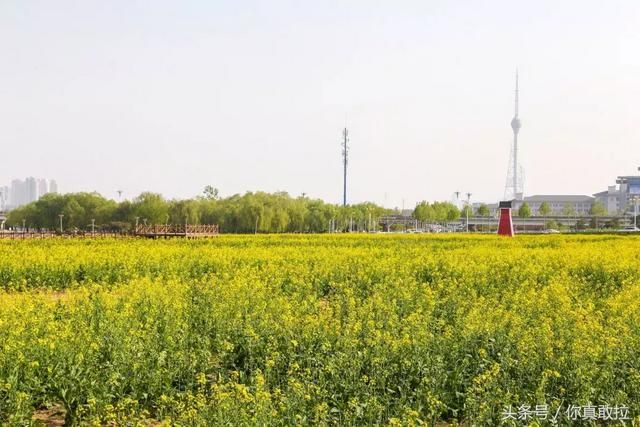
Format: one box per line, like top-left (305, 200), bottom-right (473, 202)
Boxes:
top-left (342, 128), bottom-right (349, 207)
top-left (466, 192), bottom-right (472, 232)
top-left (58, 214), bottom-right (64, 233)
top-left (91, 219), bottom-right (95, 236)
top-left (117, 190), bottom-right (123, 201)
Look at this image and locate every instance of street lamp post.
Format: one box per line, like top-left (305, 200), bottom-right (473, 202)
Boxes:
top-left (466, 192), bottom-right (472, 232)
top-left (633, 196), bottom-right (639, 231)
top-left (58, 214), bottom-right (64, 234)
top-left (636, 167), bottom-right (640, 231)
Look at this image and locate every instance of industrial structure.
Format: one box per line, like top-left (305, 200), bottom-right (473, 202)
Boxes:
top-left (504, 71), bottom-right (523, 201)
top-left (341, 127), bottom-right (349, 206)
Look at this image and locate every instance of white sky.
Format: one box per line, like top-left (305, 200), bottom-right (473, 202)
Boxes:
top-left (1, 0), bottom-right (640, 208)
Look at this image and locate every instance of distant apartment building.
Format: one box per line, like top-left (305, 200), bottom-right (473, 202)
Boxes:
top-left (1, 177), bottom-right (59, 210)
top-left (25, 177), bottom-right (37, 204)
top-left (10, 179), bottom-right (26, 208)
top-left (0, 186), bottom-right (9, 211)
top-left (37, 179), bottom-right (48, 198)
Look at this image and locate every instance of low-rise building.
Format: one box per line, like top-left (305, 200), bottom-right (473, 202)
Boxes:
top-left (514, 195), bottom-right (594, 216)
top-left (592, 175), bottom-right (640, 215)
top-left (593, 186), bottom-right (621, 215)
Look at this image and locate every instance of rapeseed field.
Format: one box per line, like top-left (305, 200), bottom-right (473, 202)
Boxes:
top-left (0, 234), bottom-right (639, 425)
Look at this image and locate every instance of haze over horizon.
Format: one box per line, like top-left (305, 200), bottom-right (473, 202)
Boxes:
top-left (1, 0), bottom-right (639, 208)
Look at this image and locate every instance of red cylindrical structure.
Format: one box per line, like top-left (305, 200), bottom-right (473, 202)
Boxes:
top-left (497, 201), bottom-right (515, 237)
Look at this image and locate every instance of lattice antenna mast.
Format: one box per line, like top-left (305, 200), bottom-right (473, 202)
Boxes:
top-left (514, 70), bottom-right (519, 117)
top-left (505, 70), bottom-right (523, 200)
top-left (342, 128), bottom-right (349, 206)
top-left (513, 70), bottom-right (520, 196)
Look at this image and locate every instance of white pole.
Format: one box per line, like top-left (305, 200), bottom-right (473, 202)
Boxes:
top-left (466, 193), bottom-right (472, 232)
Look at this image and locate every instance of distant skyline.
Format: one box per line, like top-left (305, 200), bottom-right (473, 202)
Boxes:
top-left (0, 177), bottom-right (57, 210)
top-left (1, 1), bottom-right (639, 208)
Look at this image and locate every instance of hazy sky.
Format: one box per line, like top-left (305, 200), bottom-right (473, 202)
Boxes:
top-left (1, 1), bottom-right (640, 208)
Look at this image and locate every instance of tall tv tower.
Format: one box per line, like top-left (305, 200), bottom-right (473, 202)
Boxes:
top-left (504, 70), bottom-right (524, 200)
top-left (342, 128), bottom-right (349, 206)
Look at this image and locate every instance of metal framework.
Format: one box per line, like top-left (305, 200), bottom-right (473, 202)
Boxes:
top-left (342, 127), bottom-right (349, 206)
top-left (504, 70), bottom-right (524, 200)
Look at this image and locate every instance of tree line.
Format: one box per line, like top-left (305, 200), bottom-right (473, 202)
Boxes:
top-left (411, 201), bottom-right (493, 222)
top-left (7, 190), bottom-right (620, 234)
top-left (515, 201), bottom-right (608, 218)
top-left (410, 200), bottom-right (610, 221)
top-left (5, 189), bottom-right (393, 233)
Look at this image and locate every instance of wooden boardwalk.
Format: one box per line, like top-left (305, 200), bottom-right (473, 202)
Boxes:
top-left (0, 224), bottom-right (219, 239)
top-left (134, 224), bottom-right (219, 238)
top-left (0, 231), bottom-right (127, 239)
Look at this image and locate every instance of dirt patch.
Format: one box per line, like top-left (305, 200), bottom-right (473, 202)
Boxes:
top-left (32, 404), bottom-right (66, 426)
